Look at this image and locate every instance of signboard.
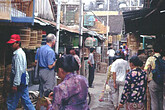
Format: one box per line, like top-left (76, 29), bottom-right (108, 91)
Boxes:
top-left (108, 36), bottom-right (113, 43)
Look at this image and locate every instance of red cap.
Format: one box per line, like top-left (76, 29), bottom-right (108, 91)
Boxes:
top-left (7, 34), bottom-right (21, 44)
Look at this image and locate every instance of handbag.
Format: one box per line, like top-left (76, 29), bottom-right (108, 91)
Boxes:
top-left (33, 48), bottom-right (40, 84)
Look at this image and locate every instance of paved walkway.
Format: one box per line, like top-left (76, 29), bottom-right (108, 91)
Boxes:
top-left (88, 72), bottom-right (114, 110)
top-left (28, 72), bottom-right (126, 110)
top-left (88, 72), bottom-right (125, 110)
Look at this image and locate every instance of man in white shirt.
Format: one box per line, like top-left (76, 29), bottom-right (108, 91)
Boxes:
top-left (110, 57), bottom-right (130, 109)
top-left (107, 47), bottom-right (115, 65)
top-left (6, 34), bottom-right (35, 110)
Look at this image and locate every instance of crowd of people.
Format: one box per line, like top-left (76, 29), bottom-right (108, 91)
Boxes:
top-left (5, 33), bottom-right (165, 110)
top-left (6, 33), bottom-right (90, 110)
top-left (106, 43), bottom-right (165, 110)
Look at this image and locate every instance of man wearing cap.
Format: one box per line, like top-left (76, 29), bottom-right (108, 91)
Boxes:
top-left (35, 33), bottom-right (57, 97)
top-left (6, 34), bottom-right (35, 109)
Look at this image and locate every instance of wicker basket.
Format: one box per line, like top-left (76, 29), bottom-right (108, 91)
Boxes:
top-left (19, 28), bottom-right (31, 49)
top-left (29, 30), bottom-right (38, 48)
top-left (28, 46), bottom-right (36, 50)
top-left (20, 28), bottom-right (31, 35)
top-left (37, 30), bottom-right (42, 41)
top-left (20, 34), bottom-right (30, 41)
top-left (21, 40), bottom-right (30, 48)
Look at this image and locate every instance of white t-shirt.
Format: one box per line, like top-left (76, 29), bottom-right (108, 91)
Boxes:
top-left (111, 59), bottom-right (130, 82)
top-left (107, 49), bottom-right (115, 57)
top-left (88, 53), bottom-right (94, 64)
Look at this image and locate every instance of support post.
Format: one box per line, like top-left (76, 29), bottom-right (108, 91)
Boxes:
top-left (55, 0), bottom-right (61, 54)
top-left (79, 0), bottom-right (84, 75)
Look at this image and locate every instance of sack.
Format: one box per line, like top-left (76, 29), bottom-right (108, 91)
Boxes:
top-left (152, 56), bottom-right (165, 85)
top-left (21, 72), bottom-right (26, 85)
top-left (32, 62), bottom-right (40, 84)
top-left (33, 48), bottom-right (40, 84)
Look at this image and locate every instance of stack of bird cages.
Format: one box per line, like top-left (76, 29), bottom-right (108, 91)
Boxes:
top-left (0, 64), bottom-right (11, 109)
top-left (0, 65), bottom-right (5, 78)
top-left (127, 33), bottom-right (140, 50)
top-left (36, 30), bottom-right (42, 48)
top-left (0, 78), bottom-right (4, 109)
top-left (127, 33), bottom-right (140, 56)
top-left (29, 30), bottom-right (37, 49)
top-left (3, 64), bottom-right (11, 93)
top-left (20, 28), bottom-right (31, 49)
top-left (94, 53), bottom-right (101, 63)
top-left (0, 65), bottom-right (5, 106)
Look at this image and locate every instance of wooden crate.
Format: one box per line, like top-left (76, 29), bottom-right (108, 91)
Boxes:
top-left (84, 47), bottom-right (90, 58)
top-left (36, 30), bottom-right (42, 47)
top-left (20, 28), bottom-right (31, 35)
top-left (37, 30), bottom-right (42, 41)
top-left (0, 65), bottom-right (5, 78)
top-left (27, 46), bottom-right (36, 50)
top-left (21, 40), bottom-right (30, 48)
top-left (94, 53), bottom-right (101, 63)
top-left (98, 62), bottom-right (108, 73)
top-left (20, 34), bottom-right (30, 41)
top-left (36, 41), bottom-right (42, 48)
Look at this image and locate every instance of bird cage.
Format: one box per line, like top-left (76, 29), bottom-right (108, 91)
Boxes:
top-left (85, 37), bottom-right (93, 47)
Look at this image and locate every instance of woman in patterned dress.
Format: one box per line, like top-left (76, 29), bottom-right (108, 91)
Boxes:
top-left (45, 55), bottom-right (89, 110)
top-left (117, 56), bottom-right (147, 110)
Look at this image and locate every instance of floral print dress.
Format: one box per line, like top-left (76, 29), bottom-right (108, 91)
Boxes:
top-left (120, 68), bottom-right (147, 109)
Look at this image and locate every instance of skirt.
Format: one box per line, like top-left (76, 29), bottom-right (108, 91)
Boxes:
top-left (126, 102), bottom-right (145, 110)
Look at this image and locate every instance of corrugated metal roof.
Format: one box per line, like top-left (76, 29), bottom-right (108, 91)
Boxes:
top-left (123, 8), bottom-right (165, 34)
top-left (35, 17), bottom-right (79, 34)
top-left (35, 17), bottom-right (105, 40)
top-left (123, 0), bottom-right (165, 35)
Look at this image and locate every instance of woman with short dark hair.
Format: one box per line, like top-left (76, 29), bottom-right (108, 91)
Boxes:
top-left (117, 56), bottom-right (147, 110)
top-left (46, 55), bottom-right (89, 110)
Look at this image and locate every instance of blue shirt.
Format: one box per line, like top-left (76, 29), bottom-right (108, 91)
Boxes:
top-left (35, 44), bottom-right (56, 70)
top-left (11, 48), bottom-right (29, 86)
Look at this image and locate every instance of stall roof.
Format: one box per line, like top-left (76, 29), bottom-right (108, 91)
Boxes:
top-left (67, 25), bottom-right (105, 40)
top-left (35, 17), bottom-right (105, 41)
top-left (67, 25), bottom-right (90, 33)
top-left (34, 19), bottom-right (49, 26)
top-left (123, 0), bottom-right (165, 35)
top-left (35, 17), bottom-right (79, 34)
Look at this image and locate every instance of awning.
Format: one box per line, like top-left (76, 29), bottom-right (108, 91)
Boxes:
top-left (34, 17), bottom-right (105, 41)
top-left (34, 19), bottom-right (48, 26)
top-left (35, 17), bottom-right (79, 34)
top-left (123, 3), bottom-right (165, 35)
top-left (67, 25), bottom-right (90, 33)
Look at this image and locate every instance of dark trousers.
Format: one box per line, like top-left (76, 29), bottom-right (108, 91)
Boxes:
top-left (109, 57), bottom-right (114, 65)
top-left (88, 65), bottom-right (95, 87)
